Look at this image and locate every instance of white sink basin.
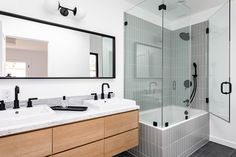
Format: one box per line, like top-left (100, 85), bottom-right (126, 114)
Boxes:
top-left (83, 97), bottom-right (136, 110)
top-left (0, 105), bottom-right (56, 128)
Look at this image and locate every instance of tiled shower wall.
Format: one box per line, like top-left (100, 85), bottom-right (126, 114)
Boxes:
top-left (124, 13), bottom-right (209, 112)
top-left (169, 27), bottom-right (192, 109)
top-left (190, 22), bottom-right (209, 111)
top-left (170, 21), bottom-right (209, 111)
top-left (124, 13), bottom-right (172, 111)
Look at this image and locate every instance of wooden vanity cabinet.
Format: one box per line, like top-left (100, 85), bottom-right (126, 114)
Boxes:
top-left (105, 129), bottom-right (138, 157)
top-left (53, 140), bottom-right (104, 157)
top-left (0, 110), bottom-right (139, 157)
top-left (0, 129), bottom-right (52, 157)
top-left (104, 110), bottom-right (139, 137)
top-left (53, 118), bottom-right (104, 153)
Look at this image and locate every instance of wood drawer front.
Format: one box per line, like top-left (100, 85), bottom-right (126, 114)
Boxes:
top-left (105, 111), bottom-right (138, 137)
top-left (53, 140), bottom-right (104, 157)
top-left (104, 129), bottom-right (138, 157)
top-left (53, 118), bottom-right (104, 153)
top-left (0, 129), bottom-right (52, 157)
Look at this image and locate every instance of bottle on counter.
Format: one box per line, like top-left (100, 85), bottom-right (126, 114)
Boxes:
top-left (61, 96), bottom-right (69, 108)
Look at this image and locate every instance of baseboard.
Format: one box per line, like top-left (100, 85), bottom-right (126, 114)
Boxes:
top-left (210, 136), bottom-right (236, 149)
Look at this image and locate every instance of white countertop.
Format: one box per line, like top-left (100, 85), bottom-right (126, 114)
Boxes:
top-left (0, 104), bottom-right (139, 137)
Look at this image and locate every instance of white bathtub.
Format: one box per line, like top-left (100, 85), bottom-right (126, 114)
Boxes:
top-left (130, 105), bottom-right (209, 157)
top-left (140, 105), bottom-right (208, 129)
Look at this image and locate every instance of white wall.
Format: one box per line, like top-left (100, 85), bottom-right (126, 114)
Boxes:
top-left (0, 0), bottom-right (132, 101)
top-left (210, 0), bottom-right (236, 149)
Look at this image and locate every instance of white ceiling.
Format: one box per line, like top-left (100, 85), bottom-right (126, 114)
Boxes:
top-left (126, 0), bottom-right (227, 20)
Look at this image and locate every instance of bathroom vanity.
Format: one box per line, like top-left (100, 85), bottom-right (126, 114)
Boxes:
top-left (0, 98), bottom-right (139, 157)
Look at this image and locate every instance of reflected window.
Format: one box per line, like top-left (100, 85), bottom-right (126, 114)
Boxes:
top-left (5, 62), bottom-right (27, 77)
top-left (90, 53), bottom-right (98, 77)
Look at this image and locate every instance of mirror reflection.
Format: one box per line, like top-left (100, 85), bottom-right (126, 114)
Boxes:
top-left (0, 14), bottom-right (115, 78)
top-left (135, 43), bottom-right (162, 78)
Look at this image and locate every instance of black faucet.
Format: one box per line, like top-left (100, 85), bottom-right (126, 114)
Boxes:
top-left (101, 83), bottom-right (110, 99)
top-left (13, 86), bottom-right (20, 109)
top-left (183, 99), bottom-right (190, 107)
top-left (0, 100), bottom-right (6, 110)
top-left (27, 98), bottom-right (38, 108)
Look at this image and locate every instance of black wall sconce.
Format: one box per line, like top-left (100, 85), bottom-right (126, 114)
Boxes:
top-left (58, 3), bottom-right (77, 16)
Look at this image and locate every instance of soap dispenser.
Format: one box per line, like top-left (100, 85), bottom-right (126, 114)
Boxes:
top-left (61, 96), bottom-right (69, 108)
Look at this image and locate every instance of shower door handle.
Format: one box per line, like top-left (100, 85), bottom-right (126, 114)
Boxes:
top-left (221, 82), bottom-right (232, 95)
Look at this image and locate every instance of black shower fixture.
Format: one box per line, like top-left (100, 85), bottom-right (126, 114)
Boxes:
top-left (184, 80), bottom-right (192, 89)
top-left (58, 3), bottom-right (77, 17)
top-left (179, 32), bottom-right (190, 41)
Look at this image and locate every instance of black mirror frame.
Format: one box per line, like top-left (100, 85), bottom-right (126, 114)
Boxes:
top-left (0, 10), bottom-right (116, 79)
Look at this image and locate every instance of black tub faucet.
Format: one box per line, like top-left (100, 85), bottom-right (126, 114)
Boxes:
top-left (13, 86), bottom-right (20, 109)
top-left (101, 83), bottom-right (110, 99)
top-left (183, 99), bottom-right (190, 107)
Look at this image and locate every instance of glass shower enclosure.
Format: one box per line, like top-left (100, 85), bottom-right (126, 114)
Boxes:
top-left (124, 0), bottom-right (192, 128)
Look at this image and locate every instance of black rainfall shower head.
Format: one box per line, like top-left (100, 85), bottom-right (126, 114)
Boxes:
top-left (179, 32), bottom-right (190, 41)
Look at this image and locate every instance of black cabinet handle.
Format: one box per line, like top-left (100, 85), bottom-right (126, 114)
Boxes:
top-left (221, 82), bottom-right (232, 95)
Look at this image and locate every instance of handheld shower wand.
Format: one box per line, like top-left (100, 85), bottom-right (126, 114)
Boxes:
top-left (183, 63), bottom-right (198, 107)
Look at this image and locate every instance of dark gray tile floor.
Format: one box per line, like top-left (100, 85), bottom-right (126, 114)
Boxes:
top-left (114, 152), bottom-right (134, 157)
top-left (190, 142), bottom-right (235, 157)
top-left (114, 142), bottom-right (235, 157)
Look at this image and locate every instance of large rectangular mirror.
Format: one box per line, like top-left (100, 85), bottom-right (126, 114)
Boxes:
top-left (0, 11), bottom-right (115, 79)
